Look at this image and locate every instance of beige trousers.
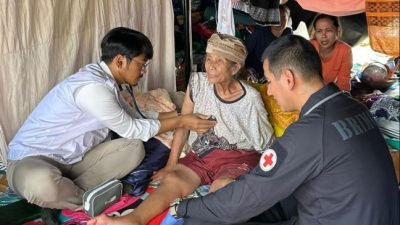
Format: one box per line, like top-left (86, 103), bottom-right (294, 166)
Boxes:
top-left (6, 138), bottom-right (144, 210)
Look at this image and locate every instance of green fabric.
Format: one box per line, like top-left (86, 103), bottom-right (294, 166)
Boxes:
top-left (0, 199), bottom-right (41, 225)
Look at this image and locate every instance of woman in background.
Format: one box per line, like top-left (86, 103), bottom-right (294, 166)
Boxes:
top-left (310, 14), bottom-right (352, 91)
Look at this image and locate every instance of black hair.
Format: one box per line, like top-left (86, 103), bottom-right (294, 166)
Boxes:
top-left (261, 35), bottom-right (322, 82)
top-left (279, 5), bottom-right (290, 16)
top-left (100, 27), bottom-right (153, 63)
top-left (311, 14), bottom-right (342, 39)
top-left (312, 14), bottom-right (340, 30)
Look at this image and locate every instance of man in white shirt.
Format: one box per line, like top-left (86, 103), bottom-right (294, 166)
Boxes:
top-left (6, 27), bottom-right (216, 214)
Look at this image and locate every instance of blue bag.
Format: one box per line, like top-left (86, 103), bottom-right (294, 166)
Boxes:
top-left (122, 138), bottom-right (170, 196)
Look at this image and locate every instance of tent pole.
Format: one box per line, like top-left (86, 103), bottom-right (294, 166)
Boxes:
top-left (182, 0), bottom-right (192, 87)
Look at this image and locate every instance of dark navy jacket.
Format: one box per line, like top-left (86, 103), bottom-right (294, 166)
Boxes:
top-left (244, 26), bottom-right (292, 79)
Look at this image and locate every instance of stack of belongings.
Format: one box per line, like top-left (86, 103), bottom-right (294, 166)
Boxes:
top-left (370, 96), bottom-right (400, 150)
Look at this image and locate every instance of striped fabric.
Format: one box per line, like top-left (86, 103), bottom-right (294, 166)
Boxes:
top-left (232, 0), bottom-right (280, 26)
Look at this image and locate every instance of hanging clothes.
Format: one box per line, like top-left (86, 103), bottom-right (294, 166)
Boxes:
top-left (232, 0), bottom-right (280, 26)
top-left (217, 0), bottom-right (235, 35)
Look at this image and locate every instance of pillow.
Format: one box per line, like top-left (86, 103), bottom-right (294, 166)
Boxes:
top-left (246, 82), bottom-right (299, 137)
top-left (135, 88), bottom-right (176, 148)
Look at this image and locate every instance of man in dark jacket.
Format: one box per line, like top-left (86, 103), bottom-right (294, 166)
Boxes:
top-left (173, 35), bottom-right (399, 225)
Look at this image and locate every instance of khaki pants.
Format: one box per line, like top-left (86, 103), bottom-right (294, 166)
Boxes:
top-left (6, 138), bottom-right (144, 210)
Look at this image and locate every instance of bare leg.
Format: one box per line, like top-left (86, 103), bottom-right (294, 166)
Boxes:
top-left (208, 177), bottom-right (234, 193)
top-left (88, 164), bottom-right (201, 225)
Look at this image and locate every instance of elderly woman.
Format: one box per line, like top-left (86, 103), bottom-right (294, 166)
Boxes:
top-left (310, 14), bottom-right (353, 91)
top-left (88, 33), bottom-right (274, 225)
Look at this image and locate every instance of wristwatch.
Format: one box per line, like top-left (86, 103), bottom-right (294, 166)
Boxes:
top-left (169, 198), bottom-right (182, 219)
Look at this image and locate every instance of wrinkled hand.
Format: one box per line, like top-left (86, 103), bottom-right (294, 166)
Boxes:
top-left (182, 114), bottom-right (216, 134)
top-left (151, 166), bottom-right (174, 181)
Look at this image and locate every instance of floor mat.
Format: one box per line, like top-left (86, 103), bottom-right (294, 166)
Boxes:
top-left (0, 199), bottom-right (41, 225)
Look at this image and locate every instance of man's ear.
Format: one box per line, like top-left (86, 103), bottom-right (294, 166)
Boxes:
top-left (282, 68), bottom-right (295, 90)
top-left (113, 54), bottom-right (126, 69)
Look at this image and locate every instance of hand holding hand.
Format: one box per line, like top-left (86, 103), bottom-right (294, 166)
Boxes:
top-left (181, 114), bottom-right (216, 133)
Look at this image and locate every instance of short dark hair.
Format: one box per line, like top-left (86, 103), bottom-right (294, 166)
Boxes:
top-left (100, 27), bottom-right (153, 63)
top-left (261, 35), bottom-right (322, 82)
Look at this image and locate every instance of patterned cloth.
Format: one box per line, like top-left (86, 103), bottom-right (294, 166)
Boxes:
top-left (232, 0), bottom-right (280, 26)
top-left (191, 126), bottom-right (237, 157)
top-left (206, 33), bottom-right (248, 65)
top-left (370, 96), bottom-right (400, 122)
top-left (366, 0), bottom-right (400, 56)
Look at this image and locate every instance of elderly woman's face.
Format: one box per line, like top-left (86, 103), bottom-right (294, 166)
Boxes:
top-left (205, 53), bottom-right (236, 83)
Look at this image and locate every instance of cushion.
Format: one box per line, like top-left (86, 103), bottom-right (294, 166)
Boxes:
top-left (246, 82), bottom-right (299, 137)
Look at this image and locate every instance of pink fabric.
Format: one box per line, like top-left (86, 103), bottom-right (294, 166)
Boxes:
top-left (61, 194), bottom-right (140, 221)
top-left (61, 219), bottom-right (88, 225)
top-left (103, 194), bottom-right (141, 214)
top-left (297, 0), bottom-right (365, 16)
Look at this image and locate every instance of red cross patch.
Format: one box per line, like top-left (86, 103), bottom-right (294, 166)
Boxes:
top-left (260, 149), bottom-right (277, 172)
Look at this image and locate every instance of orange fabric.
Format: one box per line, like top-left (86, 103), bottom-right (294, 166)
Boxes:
top-left (365, 0), bottom-right (400, 56)
top-left (310, 39), bottom-right (352, 91)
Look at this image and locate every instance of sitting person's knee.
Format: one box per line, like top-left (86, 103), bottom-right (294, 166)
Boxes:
top-left (163, 170), bottom-right (185, 186)
top-left (162, 168), bottom-right (197, 196)
top-left (22, 169), bottom-right (61, 205)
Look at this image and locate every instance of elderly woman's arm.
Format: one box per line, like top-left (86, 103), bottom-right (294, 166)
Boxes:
top-left (152, 88), bottom-right (194, 180)
top-left (245, 89), bottom-right (275, 152)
